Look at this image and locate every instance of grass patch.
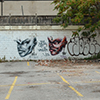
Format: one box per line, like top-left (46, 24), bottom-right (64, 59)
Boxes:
top-left (84, 52), bottom-right (100, 60)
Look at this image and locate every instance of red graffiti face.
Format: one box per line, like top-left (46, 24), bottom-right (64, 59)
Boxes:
top-left (48, 36), bottom-right (67, 55)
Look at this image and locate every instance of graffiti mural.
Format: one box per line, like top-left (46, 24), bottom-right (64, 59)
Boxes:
top-left (14, 35), bottom-right (100, 59)
top-left (42, 53), bottom-right (50, 56)
top-left (67, 37), bottom-right (100, 56)
top-left (48, 36), bottom-right (67, 56)
top-left (38, 40), bottom-right (48, 51)
top-left (15, 37), bottom-right (37, 57)
top-left (38, 40), bottom-right (50, 57)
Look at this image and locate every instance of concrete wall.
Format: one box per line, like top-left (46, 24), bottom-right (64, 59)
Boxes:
top-left (0, 1), bottom-right (57, 15)
top-left (0, 26), bottom-right (100, 61)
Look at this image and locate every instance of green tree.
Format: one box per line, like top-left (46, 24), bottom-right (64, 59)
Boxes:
top-left (52, 0), bottom-right (100, 37)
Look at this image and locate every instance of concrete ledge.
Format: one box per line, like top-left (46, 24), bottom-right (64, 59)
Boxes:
top-left (0, 25), bottom-right (84, 30)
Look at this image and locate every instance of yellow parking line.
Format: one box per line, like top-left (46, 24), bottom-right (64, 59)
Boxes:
top-left (2, 80), bottom-right (100, 88)
top-left (74, 80), bottom-right (100, 84)
top-left (57, 74), bottom-right (69, 84)
top-left (16, 82), bottom-right (51, 86)
top-left (27, 62), bottom-right (30, 66)
top-left (68, 86), bottom-right (83, 97)
top-left (95, 71), bottom-right (100, 74)
top-left (0, 82), bottom-right (51, 87)
top-left (58, 73), bottom-right (83, 97)
top-left (0, 84), bottom-right (11, 87)
top-left (5, 76), bottom-right (18, 99)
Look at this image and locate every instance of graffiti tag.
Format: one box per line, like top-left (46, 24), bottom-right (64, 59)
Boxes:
top-left (42, 53), bottom-right (50, 56)
top-left (67, 37), bottom-right (100, 56)
top-left (38, 40), bottom-right (48, 51)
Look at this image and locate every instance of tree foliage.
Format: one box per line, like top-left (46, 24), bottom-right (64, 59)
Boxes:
top-left (52, 0), bottom-right (100, 37)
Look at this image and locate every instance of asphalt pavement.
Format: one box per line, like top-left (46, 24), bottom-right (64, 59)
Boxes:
top-left (0, 61), bottom-right (100, 100)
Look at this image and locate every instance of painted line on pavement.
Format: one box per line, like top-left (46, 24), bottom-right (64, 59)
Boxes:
top-left (95, 71), bottom-right (100, 74)
top-left (16, 82), bottom-right (51, 86)
top-left (2, 79), bottom-right (100, 88)
top-left (57, 73), bottom-right (83, 97)
top-left (27, 62), bottom-right (30, 66)
top-left (74, 80), bottom-right (100, 84)
top-left (57, 74), bottom-right (69, 84)
top-left (0, 82), bottom-right (51, 87)
top-left (5, 76), bottom-right (18, 99)
top-left (68, 86), bottom-right (83, 97)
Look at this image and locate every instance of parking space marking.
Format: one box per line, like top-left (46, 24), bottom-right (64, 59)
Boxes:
top-left (1, 79), bottom-right (100, 88)
top-left (0, 82), bottom-right (51, 87)
top-left (27, 62), bottom-right (30, 66)
top-left (74, 80), bottom-right (100, 84)
top-left (0, 84), bottom-right (11, 87)
top-left (58, 73), bottom-right (83, 97)
top-left (95, 71), bottom-right (100, 74)
top-left (57, 74), bottom-right (69, 84)
top-left (15, 82), bottom-right (51, 86)
top-left (5, 76), bottom-right (18, 99)
top-left (68, 86), bottom-right (83, 97)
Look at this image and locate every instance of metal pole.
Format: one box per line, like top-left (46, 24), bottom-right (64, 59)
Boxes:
top-left (1, 1), bottom-right (3, 16)
top-left (35, 13), bottom-right (37, 25)
top-left (21, 5), bottom-right (24, 16)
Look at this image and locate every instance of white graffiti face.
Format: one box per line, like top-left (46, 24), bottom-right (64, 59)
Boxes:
top-left (67, 37), bottom-right (100, 56)
top-left (15, 37), bottom-right (37, 57)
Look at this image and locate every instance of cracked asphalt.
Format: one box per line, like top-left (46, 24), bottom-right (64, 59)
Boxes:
top-left (0, 61), bottom-right (100, 100)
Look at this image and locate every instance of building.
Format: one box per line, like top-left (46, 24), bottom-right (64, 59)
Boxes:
top-left (0, 0), bottom-right (57, 16)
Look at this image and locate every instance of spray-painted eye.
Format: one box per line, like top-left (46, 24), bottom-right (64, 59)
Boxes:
top-left (26, 40), bottom-right (30, 44)
top-left (21, 39), bottom-right (30, 45)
